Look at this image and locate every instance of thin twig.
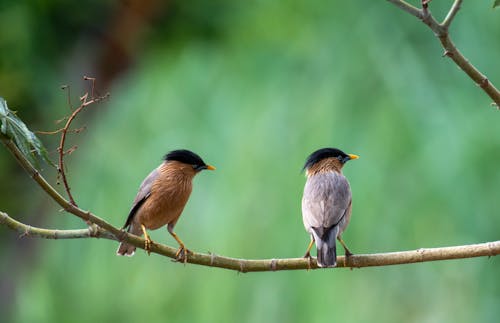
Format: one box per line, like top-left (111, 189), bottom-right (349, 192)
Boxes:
top-left (57, 77), bottom-right (109, 206)
top-left (60, 84), bottom-right (73, 111)
top-left (1, 210), bottom-right (499, 272)
top-left (84, 76), bottom-right (97, 98)
top-left (386, 0), bottom-right (422, 19)
top-left (387, 0), bottom-right (500, 107)
top-left (442, 0), bottom-right (462, 28)
top-left (36, 129), bottom-right (65, 135)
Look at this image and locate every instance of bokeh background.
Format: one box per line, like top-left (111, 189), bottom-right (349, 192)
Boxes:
top-left (1, 1), bottom-right (499, 322)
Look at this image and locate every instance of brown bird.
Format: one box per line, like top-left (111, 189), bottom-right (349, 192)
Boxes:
top-left (301, 148), bottom-right (358, 267)
top-left (116, 149), bottom-right (215, 260)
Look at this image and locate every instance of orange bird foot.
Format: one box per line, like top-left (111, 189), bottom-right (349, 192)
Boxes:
top-left (144, 237), bottom-right (154, 255)
top-left (175, 246), bottom-right (192, 263)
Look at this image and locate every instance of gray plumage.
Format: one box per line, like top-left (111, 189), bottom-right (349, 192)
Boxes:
top-left (302, 165), bottom-right (353, 267)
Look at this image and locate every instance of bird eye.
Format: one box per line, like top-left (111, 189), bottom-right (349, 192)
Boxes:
top-left (337, 155), bottom-right (350, 163)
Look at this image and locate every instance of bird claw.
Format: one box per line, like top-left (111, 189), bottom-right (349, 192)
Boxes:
top-left (144, 237), bottom-right (154, 255)
top-left (303, 252), bottom-right (313, 270)
top-left (175, 246), bottom-right (191, 263)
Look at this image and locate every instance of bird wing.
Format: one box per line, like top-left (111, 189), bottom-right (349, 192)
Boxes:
top-left (302, 172), bottom-right (351, 230)
top-left (122, 166), bottom-right (160, 229)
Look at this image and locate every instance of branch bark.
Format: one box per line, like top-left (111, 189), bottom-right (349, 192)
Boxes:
top-left (0, 211), bottom-right (114, 240)
top-left (387, 0), bottom-right (500, 108)
top-left (1, 211), bottom-right (499, 272)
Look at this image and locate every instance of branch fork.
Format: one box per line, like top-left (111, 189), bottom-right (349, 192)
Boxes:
top-left (387, 0), bottom-right (500, 107)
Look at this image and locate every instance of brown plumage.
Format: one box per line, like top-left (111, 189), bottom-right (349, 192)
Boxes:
top-left (305, 157), bottom-right (343, 177)
top-left (302, 148), bottom-right (358, 267)
top-left (116, 150), bottom-right (215, 259)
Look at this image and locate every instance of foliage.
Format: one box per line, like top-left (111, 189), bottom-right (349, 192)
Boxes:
top-left (0, 97), bottom-right (54, 168)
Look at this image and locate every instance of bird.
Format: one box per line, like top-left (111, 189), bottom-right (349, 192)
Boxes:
top-left (301, 147), bottom-right (359, 267)
top-left (116, 149), bottom-right (215, 261)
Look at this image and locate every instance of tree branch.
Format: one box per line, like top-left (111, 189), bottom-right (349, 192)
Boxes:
top-left (387, 0), bottom-right (500, 108)
top-left (1, 92), bottom-right (499, 272)
top-left (0, 211), bottom-right (114, 240)
top-left (1, 210), bottom-right (499, 272)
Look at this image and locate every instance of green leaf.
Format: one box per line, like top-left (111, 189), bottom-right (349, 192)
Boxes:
top-left (0, 97), bottom-right (55, 168)
top-left (494, 0), bottom-right (500, 8)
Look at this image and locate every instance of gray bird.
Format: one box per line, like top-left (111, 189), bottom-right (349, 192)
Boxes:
top-left (301, 148), bottom-right (359, 267)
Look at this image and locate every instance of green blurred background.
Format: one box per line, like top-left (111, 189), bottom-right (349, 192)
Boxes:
top-left (1, 0), bottom-right (499, 322)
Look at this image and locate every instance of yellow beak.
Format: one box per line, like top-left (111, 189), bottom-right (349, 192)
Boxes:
top-left (206, 165), bottom-right (216, 171)
top-left (348, 154), bottom-right (359, 160)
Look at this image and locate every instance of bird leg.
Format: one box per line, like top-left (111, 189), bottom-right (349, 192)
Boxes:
top-left (141, 224), bottom-right (153, 255)
top-left (303, 236), bottom-right (315, 258)
top-left (303, 236), bottom-right (315, 270)
top-left (338, 235), bottom-right (353, 257)
top-left (167, 223), bottom-right (191, 263)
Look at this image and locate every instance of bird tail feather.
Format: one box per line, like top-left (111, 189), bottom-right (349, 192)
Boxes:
top-left (312, 226), bottom-right (339, 267)
top-left (116, 224), bottom-right (140, 256)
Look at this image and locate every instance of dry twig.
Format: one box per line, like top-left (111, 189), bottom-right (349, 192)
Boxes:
top-left (54, 76), bottom-right (109, 206)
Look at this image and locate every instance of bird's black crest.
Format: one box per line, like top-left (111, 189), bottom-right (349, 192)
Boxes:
top-left (303, 148), bottom-right (349, 170)
top-left (164, 149), bottom-right (207, 167)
